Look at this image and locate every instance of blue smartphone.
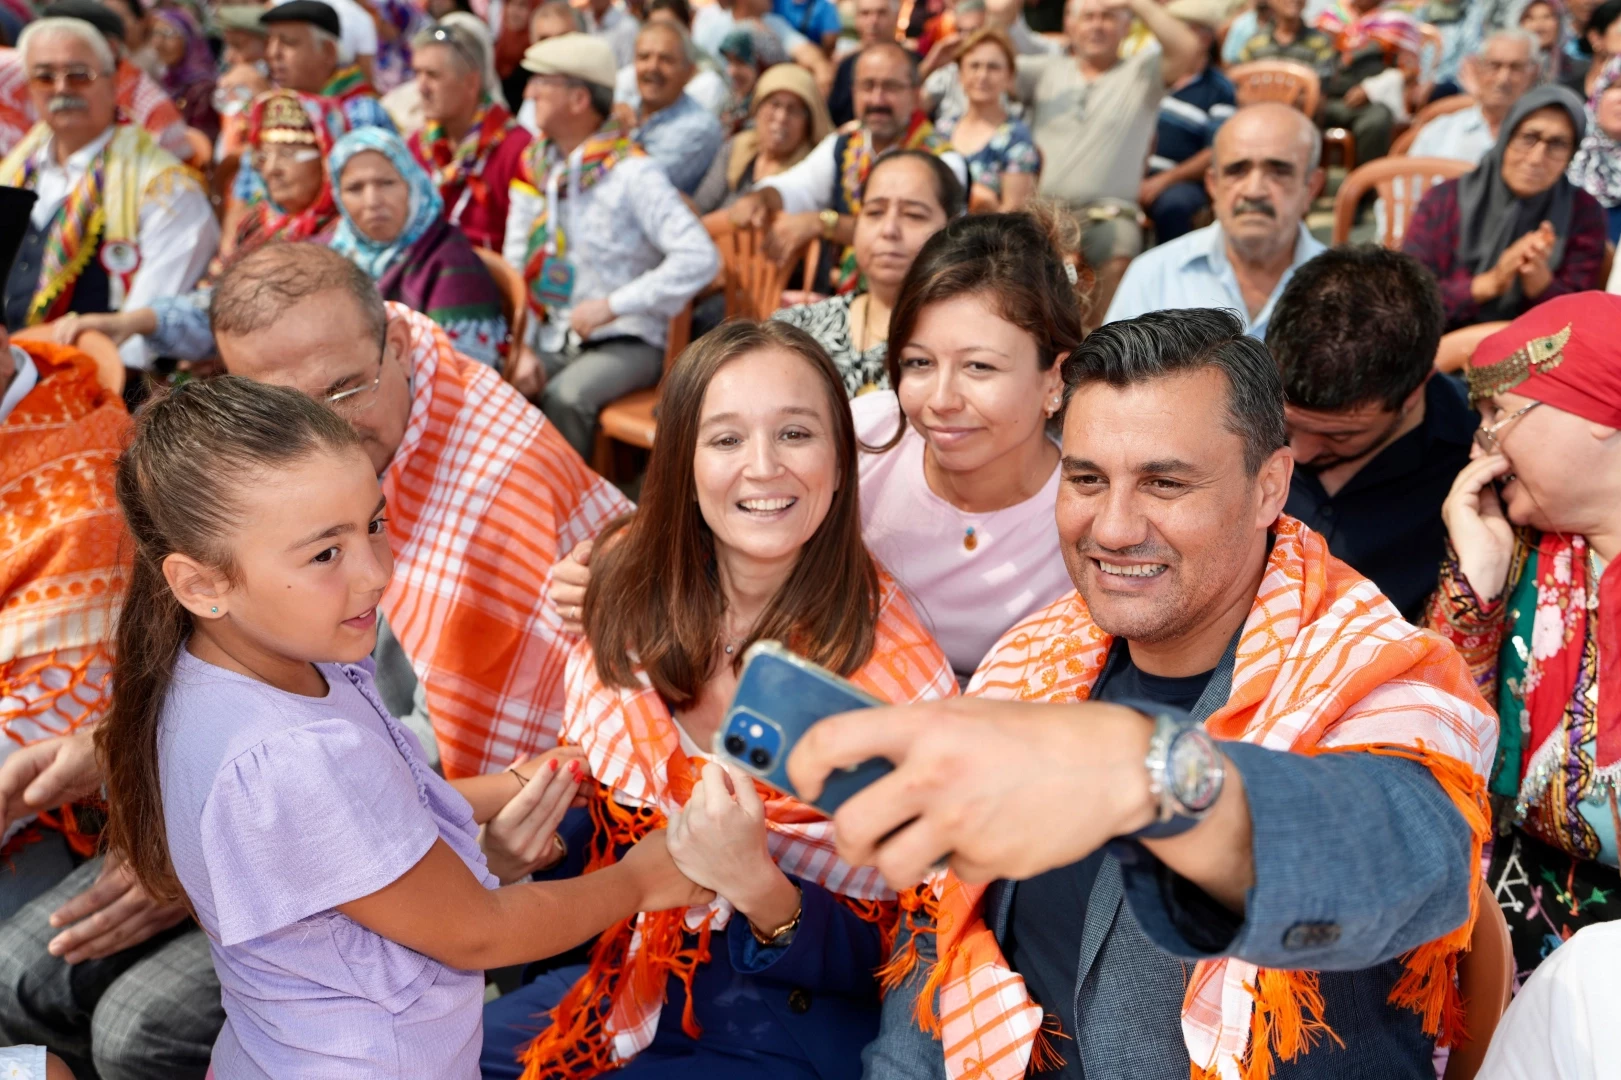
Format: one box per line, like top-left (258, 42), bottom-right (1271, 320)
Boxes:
top-left (714, 640), bottom-right (892, 815)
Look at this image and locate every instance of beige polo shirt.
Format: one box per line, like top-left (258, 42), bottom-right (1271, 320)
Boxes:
top-left (1018, 46), bottom-right (1165, 211)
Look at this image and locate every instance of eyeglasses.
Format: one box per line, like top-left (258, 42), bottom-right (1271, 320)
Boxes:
top-left (325, 328), bottom-right (389, 417)
top-left (1478, 59), bottom-right (1533, 76)
top-left (855, 78), bottom-right (911, 95)
top-left (425, 24), bottom-right (484, 68)
top-left (1509, 129), bottom-right (1575, 158)
top-left (250, 146), bottom-right (322, 170)
top-left (28, 65), bottom-right (101, 89)
top-left (1473, 401), bottom-right (1541, 454)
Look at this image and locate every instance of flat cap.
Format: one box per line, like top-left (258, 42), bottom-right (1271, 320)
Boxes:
top-left (520, 31), bottom-right (616, 90)
top-left (41, 0), bottom-right (126, 41)
top-left (260, 0), bottom-right (342, 40)
top-left (216, 5), bottom-right (272, 34)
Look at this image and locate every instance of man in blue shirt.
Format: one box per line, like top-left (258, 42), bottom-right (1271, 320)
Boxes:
top-left (1105, 102), bottom-right (1324, 340)
top-left (1141, 0), bottom-right (1235, 241)
top-left (774, 0), bottom-right (841, 51)
top-left (630, 21), bottom-right (725, 195)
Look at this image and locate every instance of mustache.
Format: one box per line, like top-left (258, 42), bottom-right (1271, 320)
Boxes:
top-left (1233, 197), bottom-right (1276, 218)
top-left (47, 94), bottom-right (88, 113)
top-left (862, 105), bottom-right (894, 119)
top-left (1076, 541), bottom-right (1176, 564)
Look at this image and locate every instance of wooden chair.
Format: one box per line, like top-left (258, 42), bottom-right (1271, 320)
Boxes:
top-left (1391, 94), bottom-right (1476, 155)
top-left (1227, 60), bottom-right (1321, 115)
top-left (1331, 155), bottom-right (1473, 247)
top-left (1442, 880), bottom-right (1515, 1080)
top-left (716, 220), bottom-right (823, 317)
top-left (14, 326), bottom-right (125, 396)
top-left (1434, 321), bottom-right (1509, 374)
top-left (591, 304), bottom-right (694, 483)
top-left (472, 247), bottom-right (528, 382)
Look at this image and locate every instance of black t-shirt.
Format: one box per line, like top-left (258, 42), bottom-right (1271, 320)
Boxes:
top-left (1002, 647), bottom-right (1215, 1080)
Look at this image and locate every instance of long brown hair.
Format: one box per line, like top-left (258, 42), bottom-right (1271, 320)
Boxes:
top-left (872, 204), bottom-right (1089, 451)
top-left (98, 376), bottom-right (364, 901)
top-left (584, 320), bottom-right (879, 704)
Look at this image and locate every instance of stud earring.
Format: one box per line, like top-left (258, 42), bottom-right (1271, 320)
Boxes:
top-left (210, 606), bottom-right (218, 614)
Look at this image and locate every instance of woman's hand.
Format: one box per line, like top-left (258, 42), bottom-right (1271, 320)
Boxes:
top-left (1517, 220), bottom-right (1557, 298)
top-left (548, 540), bottom-right (593, 634)
top-left (1441, 453), bottom-right (1517, 602)
top-left (667, 762), bottom-right (800, 932)
top-left (480, 748), bottom-right (587, 885)
top-left (619, 829), bottom-right (717, 912)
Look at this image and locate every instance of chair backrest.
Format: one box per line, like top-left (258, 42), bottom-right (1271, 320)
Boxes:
top-left (1391, 94), bottom-right (1476, 155)
top-left (1227, 60), bottom-right (1322, 116)
top-left (472, 247), bottom-right (528, 381)
top-left (1434, 320), bottom-right (1509, 374)
top-left (14, 325), bottom-right (125, 396)
top-left (1331, 155), bottom-right (1474, 247)
top-left (714, 222), bottom-right (821, 322)
top-left (1441, 880), bottom-right (1514, 1080)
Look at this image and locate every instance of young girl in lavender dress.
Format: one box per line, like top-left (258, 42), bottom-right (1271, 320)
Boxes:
top-left (94, 377), bottom-right (709, 1080)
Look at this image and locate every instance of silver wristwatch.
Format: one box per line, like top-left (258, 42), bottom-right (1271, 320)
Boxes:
top-left (1132, 710), bottom-right (1225, 840)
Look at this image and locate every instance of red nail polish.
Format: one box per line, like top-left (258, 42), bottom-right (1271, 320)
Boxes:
top-left (549, 759), bottom-right (559, 773)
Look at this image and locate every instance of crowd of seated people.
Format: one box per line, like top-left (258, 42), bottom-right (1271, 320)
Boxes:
top-left (2, 0), bottom-right (1621, 1078)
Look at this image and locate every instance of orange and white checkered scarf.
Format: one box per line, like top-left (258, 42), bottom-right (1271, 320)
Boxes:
top-left (378, 304), bottom-right (630, 779)
top-left (1, 342), bottom-right (129, 853)
top-left (891, 517), bottom-right (1496, 1080)
top-left (517, 575), bottom-right (958, 1079)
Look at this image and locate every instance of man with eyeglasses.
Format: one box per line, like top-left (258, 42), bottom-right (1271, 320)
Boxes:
top-left (1428, 290), bottom-right (1621, 988)
top-left (728, 41), bottom-right (966, 283)
top-left (406, 20), bottom-right (533, 251)
top-left (1265, 246), bottom-right (1478, 622)
top-left (1410, 29), bottom-right (1541, 164)
top-left (0, 15), bottom-right (216, 373)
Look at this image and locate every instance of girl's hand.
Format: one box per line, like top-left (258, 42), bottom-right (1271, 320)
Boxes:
top-left (1441, 453), bottom-right (1517, 602)
top-left (480, 749), bottom-right (587, 885)
top-left (667, 763), bottom-right (792, 924)
top-left (619, 829), bottom-right (716, 912)
top-left (548, 541), bottom-right (593, 635)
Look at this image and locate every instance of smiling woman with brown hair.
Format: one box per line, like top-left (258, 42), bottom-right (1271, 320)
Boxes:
top-left (1403, 85), bottom-right (1608, 330)
top-left (480, 319), bottom-right (954, 1080)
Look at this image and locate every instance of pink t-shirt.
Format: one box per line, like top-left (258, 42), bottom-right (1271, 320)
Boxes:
top-left (853, 391), bottom-right (1073, 679)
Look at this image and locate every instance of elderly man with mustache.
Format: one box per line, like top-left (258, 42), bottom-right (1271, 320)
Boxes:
top-left (0, 15), bottom-right (216, 373)
top-left (1104, 102), bottom-right (1324, 341)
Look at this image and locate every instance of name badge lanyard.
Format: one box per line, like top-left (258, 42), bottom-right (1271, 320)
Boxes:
top-left (533, 144), bottom-right (586, 324)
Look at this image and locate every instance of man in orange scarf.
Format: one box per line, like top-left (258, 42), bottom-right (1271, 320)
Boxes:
top-left (790, 309), bottom-right (1497, 1080)
top-left (211, 241), bottom-right (631, 779)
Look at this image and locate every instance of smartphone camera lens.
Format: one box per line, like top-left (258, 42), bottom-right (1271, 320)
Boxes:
top-left (749, 747), bottom-right (772, 769)
top-left (724, 734), bottom-right (747, 757)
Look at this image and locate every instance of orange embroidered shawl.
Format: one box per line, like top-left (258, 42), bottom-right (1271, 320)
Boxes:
top-left (378, 304), bottom-right (631, 779)
top-left (517, 575), bottom-right (958, 1079)
top-left (900, 517), bottom-right (1496, 1080)
top-left (1, 342), bottom-right (129, 851)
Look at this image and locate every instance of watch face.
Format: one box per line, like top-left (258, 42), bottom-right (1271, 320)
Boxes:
top-left (1166, 729), bottom-right (1223, 814)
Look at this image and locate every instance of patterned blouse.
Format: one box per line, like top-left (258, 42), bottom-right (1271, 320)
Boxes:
top-left (957, 119), bottom-right (1042, 197)
top-left (772, 294), bottom-right (888, 397)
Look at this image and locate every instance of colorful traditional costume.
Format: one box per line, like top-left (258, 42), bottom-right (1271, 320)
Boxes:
top-left (895, 516), bottom-right (1495, 1080)
top-left (0, 339), bottom-right (129, 861)
top-left (327, 127), bottom-right (507, 366)
top-left (506, 577), bottom-right (955, 1079)
top-left (378, 304), bottom-right (630, 778)
top-left (408, 97), bottom-right (532, 252)
top-left (1427, 292), bottom-right (1621, 983)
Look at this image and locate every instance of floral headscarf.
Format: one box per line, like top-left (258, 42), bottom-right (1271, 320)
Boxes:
top-left (1568, 56), bottom-right (1621, 208)
top-left (326, 127), bottom-right (445, 280)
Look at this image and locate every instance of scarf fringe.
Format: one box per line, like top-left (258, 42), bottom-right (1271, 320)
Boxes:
top-left (516, 782), bottom-right (897, 1078)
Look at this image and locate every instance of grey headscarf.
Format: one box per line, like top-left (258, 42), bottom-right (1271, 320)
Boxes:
top-left (1455, 84), bottom-right (1586, 319)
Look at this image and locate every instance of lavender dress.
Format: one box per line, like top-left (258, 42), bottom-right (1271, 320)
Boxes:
top-left (158, 650), bottom-right (498, 1079)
